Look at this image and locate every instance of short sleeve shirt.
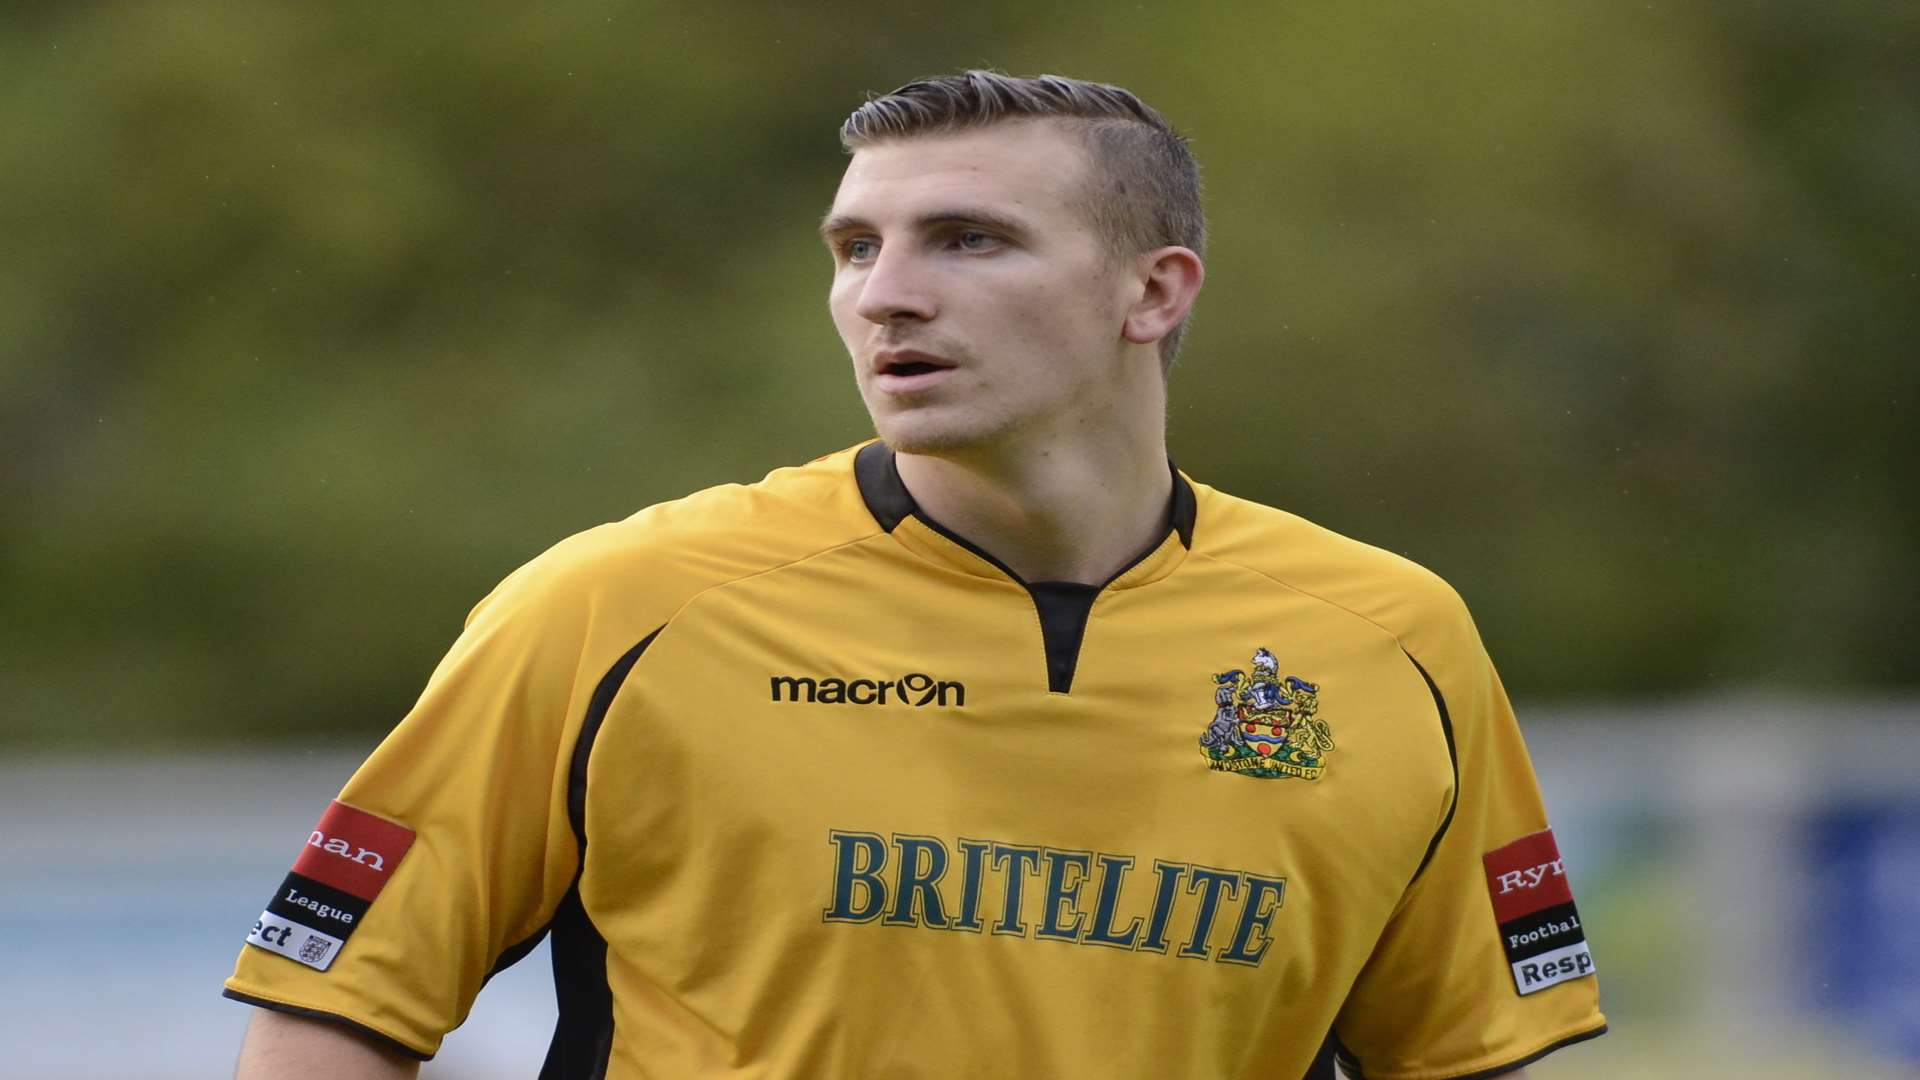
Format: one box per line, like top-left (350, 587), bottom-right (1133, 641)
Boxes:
top-left (225, 443), bottom-right (1605, 1078)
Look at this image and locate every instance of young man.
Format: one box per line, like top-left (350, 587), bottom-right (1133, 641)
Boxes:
top-left (229, 72), bottom-right (1604, 1079)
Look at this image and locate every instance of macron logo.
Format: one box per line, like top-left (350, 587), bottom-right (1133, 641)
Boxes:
top-left (770, 673), bottom-right (965, 707)
top-left (1495, 858), bottom-right (1566, 895)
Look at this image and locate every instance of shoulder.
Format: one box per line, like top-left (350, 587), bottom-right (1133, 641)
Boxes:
top-left (1187, 480), bottom-right (1481, 668)
top-left (471, 446), bottom-right (882, 636)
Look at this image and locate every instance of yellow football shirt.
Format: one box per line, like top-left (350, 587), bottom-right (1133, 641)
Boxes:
top-left (226, 442), bottom-right (1605, 1078)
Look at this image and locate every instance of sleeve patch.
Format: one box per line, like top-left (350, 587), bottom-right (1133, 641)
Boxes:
top-left (243, 801), bottom-right (416, 971)
top-left (292, 800), bottom-right (417, 899)
top-left (1483, 828), bottom-right (1595, 996)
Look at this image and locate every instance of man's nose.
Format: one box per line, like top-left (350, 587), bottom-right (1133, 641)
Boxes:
top-left (853, 248), bottom-right (937, 325)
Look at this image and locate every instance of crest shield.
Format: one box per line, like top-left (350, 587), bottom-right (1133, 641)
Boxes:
top-left (1198, 648), bottom-right (1334, 781)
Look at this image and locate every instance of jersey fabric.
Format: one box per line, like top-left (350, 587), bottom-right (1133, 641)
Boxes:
top-left (225, 442), bottom-right (1606, 1079)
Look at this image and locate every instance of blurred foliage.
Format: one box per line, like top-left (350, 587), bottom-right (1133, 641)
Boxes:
top-left (2, 2), bottom-right (1915, 745)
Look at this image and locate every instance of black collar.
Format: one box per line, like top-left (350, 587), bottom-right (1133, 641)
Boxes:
top-left (854, 441), bottom-right (1197, 560)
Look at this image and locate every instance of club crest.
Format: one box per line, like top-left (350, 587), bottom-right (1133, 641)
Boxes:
top-left (1198, 648), bottom-right (1334, 781)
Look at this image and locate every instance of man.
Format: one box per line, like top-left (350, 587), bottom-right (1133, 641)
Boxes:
top-left (228, 72), bottom-right (1604, 1078)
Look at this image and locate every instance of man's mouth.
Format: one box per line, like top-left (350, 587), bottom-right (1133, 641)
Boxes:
top-left (883, 359), bottom-right (946, 377)
top-left (872, 351), bottom-right (959, 394)
top-left (875, 350), bottom-right (955, 378)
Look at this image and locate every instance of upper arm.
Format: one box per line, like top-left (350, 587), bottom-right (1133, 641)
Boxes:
top-left (235, 1009), bottom-right (420, 1080)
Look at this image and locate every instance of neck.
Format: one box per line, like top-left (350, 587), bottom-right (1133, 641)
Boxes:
top-left (894, 427), bottom-right (1174, 586)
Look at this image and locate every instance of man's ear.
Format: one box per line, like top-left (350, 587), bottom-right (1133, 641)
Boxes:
top-left (1121, 246), bottom-right (1205, 347)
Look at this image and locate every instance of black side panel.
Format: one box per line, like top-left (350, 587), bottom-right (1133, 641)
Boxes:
top-left (486, 924), bottom-right (549, 984)
top-left (1300, 1032), bottom-right (1337, 1079)
top-left (542, 883), bottom-right (612, 1080)
top-left (541, 630), bottom-right (660, 1080)
top-left (1334, 1033), bottom-right (1367, 1079)
top-left (570, 632), bottom-right (659, 847)
top-left (1402, 650), bottom-right (1460, 886)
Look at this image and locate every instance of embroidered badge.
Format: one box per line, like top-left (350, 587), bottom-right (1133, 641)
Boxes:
top-left (1198, 648), bottom-right (1334, 780)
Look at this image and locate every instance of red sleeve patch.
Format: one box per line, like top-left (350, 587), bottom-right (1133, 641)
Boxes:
top-left (291, 800), bottom-right (417, 901)
top-left (1482, 828), bottom-right (1596, 996)
top-left (1483, 828), bottom-right (1573, 922)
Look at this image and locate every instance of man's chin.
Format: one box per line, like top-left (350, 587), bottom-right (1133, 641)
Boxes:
top-left (874, 429), bottom-right (976, 457)
top-left (870, 414), bottom-right (999, 458)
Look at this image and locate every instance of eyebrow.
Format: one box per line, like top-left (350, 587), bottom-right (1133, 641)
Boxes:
top-left (818, 207), bottom-right (1032, 244)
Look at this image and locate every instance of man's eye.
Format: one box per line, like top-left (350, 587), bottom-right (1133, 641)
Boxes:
top-left (843, 239), bottom-right (878, 262)
top-left (956, 231), bottom-right (996, 251)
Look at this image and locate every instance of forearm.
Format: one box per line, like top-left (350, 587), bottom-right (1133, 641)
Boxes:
top-left (234, 1009), bottom-right (420, 1080)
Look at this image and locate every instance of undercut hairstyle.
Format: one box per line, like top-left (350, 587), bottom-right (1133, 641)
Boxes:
top-left (840, 70), bottom-right (1206, 371)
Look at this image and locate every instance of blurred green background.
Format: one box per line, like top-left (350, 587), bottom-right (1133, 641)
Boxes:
top-left (3, 3), bottom-right (1914, 747)
top-left (3, 6), bottom-right (1918, 1077)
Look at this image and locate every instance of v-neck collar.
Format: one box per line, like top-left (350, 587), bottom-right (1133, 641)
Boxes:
top-left (853, 440), bottom-right (1196, 592)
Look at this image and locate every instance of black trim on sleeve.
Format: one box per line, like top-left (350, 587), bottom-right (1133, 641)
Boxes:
top-left (541, 629), bottom-right (661, 1080)
top-left (1337, 1022), bottom-right (1609, 1080)
top-left (1402, 650), bottom-right (1460, 886)
top-left (1027, 581), bottom-right (1100, 694)
top-left (1444, 1023), bottom-right (1609, 1079)
top-left (221, 988), bottom-right (433, 1061)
